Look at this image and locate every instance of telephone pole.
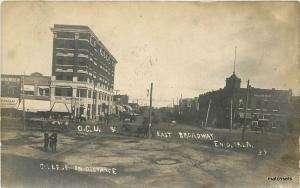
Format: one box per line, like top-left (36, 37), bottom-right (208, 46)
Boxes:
top-left (148, 83), bottom-right (153, 138)
top-left (230, 99), bottom-right (233, 130)
top-left (22, 73), bottom-right (26, 131)
top-left (242, 80), bottom-right (250, 141)
top-left (205, 98), bottom-right (211, 128)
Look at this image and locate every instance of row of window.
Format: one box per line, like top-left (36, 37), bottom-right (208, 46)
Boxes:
top-left (55, 53), bottom-right (114, 77)
top-left (54, 88), bottom-right (112, 100)
top-left (22, 89), bottom-right (50, 97)
top-left (55, 38), bottom-right (115, 65)
top-left (1, 86), bottom-right (50, 97)
top-left (1, 85), bottom-right (20, 97)
top-left (238, 99), bottom-right (280, 110)
top-left (55, 73), bottom-right (114, 90)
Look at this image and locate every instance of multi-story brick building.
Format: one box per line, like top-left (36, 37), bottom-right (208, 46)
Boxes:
top-left (197, 71), bottom-right (293, 130)
top-left (50, 24), bottom-right (117, 120)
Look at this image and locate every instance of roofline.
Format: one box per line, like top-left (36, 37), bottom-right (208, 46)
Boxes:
top-left (1, 73), bottom-right (51, 78)
top-left (52, 24), bottom-right (117, 64)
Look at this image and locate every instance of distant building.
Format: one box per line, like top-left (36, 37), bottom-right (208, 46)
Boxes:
top-left (113, 95), bottom-right (129, 105)
top-left (50, 24), bottom-right (117, 120)
top-left (179, 97), bottom-right (199, 113)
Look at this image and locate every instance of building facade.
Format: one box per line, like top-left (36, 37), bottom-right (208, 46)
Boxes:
top-left (197, 71), bottom-right (293, 130)
top-left (113, 94), bottom-right (129, 105)
top-left (50, 24), bottom-right (117, 120)
top-left (179, 97), bottom-right (199, 113)
top-left (1, 73), bottom-right (51, 114)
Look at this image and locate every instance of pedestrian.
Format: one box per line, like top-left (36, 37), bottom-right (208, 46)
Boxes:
top-left (43, 132), bottom-right (49, 152)
top-left (50, 132), bottom-right (58, 152)
top-left (80, 113), bottom-right (83, 122)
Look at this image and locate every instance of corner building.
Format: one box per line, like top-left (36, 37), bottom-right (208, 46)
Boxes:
top-left (51, 24), bottom-right (117, 120)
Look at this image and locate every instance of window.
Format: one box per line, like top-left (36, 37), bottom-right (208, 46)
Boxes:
top-left (55, 88), bottom-right (72, 97)
top-left (78, 40), bottom-right (91, 51)
top-left (98, 105), bottom-right (101, 115)
top-left (78, 58), bottom-right (87, 66)
top-left (56, 57), bottom-right (74, 65)
top-left (93, 91), bottom-right (97, 99)
top-left (263, 100), bottom-right (268, 109)
top-left (24, 85), bottom-right (35, 96)
top-left (256, 100), bottom-right (262, 109)
top-left (57, 32), bottom-right (75, 39)
top-left (274, 102), bottom-right (279, 111)
top-left (56, 39), bottom-right (75, 49)
top-left (24, 91), bottom-right (34, 96)
top-left (56, 73), bottom-right (73, 81)
top-left (78, 75), bottom-right (87, 82)
top-left (39, 88), bottom-right (49, 96)
top-left (88, 90), bottom-right (92, 98)
top-left (77, 89), bottom-right (87, 98)
top-left (79, 33), bottom-right (90, 40)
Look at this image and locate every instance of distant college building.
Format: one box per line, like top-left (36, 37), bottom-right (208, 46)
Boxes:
top-left (50, 24), bottom-right (117, 120)
top-left (196, 71), bottom-right (293, 130)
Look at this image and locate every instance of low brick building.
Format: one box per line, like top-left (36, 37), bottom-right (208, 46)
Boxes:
top-left (1, 72), bottom-right (51, 115)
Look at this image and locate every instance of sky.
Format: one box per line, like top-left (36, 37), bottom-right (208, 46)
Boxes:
top-left (2, 2), bottom-right (299, 107)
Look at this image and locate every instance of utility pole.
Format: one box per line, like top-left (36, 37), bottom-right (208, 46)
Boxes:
top-left (234, 46), bottom-right (237, 74)
top-left (176, 96), bottom-right (179, 113)
top-left (148, 82), bottom-right (153, 139)
top-left (179, 94), bottom-right (182, 115)
top-left (242, 80), bottom-right (250, 141)
top-left (22, 73), bottom-right (26, 131)
top-left (230, 99), bottom-right (233, 130)
top-left (231, 46), bottom-right (237, 131)
top-left (78, 89), bottom-right (81, 119)
top-left (205, 98), bottom-right (211, 128)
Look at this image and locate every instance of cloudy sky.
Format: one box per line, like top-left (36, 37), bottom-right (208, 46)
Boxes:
top-left (2, 2), bottom-right (299, 107)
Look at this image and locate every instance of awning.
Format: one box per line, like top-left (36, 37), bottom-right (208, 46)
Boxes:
top-left (123, 105), bottom-right (133, 111)
top-left (50, 103), bottom-right (71, 113)
top-left (17, 99), bottom-right (50, 112)
top-left (116, 105), bottom-right (126, 112)
top-left (38, 86), bottom-right (49, 89)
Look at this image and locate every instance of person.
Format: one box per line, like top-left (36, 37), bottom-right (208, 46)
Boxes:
top-left (50, 132), bottom-right (58, 152)
top-left (43, 132), bottom-right (49, 152)
top-left (80, 113), bottom-right (83, 123)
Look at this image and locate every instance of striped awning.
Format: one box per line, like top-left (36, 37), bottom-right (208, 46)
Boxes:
top-left (17, 99), bottom-right (51, 112)
top-left (50, 103), bottom-right (70, 113)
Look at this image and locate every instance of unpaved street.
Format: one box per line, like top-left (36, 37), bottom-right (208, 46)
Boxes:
top-left (2, 126), bottom-right (298, 188)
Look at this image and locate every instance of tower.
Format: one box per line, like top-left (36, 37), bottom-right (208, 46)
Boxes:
top-left (225, 46), bottom-right (241, 90)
